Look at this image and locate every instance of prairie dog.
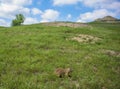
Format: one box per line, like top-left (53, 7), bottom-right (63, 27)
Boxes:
top-left (54, 68), bottom-right (72, 78)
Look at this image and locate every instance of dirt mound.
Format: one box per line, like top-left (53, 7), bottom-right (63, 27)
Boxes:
top-left (71, 34), bottom-right (101, 43)
top-left (102, 49), bottom-right (120, 57)
top-left (41, 22), bottom-right (88, 28)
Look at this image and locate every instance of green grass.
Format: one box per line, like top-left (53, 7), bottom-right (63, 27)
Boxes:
top-left (0, 23), bottom-right (120, 89)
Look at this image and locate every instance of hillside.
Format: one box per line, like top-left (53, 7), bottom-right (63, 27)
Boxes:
top-left (94, 16), bottom-right (120, 23)
top-left (0, 26), bottom-right (5, 28)
top-left (41, 22), bottom-right (88, 28)
top-left (0, 23), bottom-right (120, 89)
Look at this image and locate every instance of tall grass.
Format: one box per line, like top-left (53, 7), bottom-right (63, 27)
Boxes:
top-left (0, 23), bottom-right (120, 89)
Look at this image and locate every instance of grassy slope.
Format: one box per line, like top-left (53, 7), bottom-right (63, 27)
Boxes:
top-left (0, 23), bottom-right (120, 89)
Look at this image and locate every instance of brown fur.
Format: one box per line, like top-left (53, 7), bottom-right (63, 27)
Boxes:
top-left (54, 68), bottom-right (72, 78)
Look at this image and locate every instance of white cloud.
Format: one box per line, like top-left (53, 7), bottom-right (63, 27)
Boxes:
top-left (41, 9), bottom-right (60, 22)
top-left (101, 1), bottom-right (120, 10)
top-left (40, 19), bottom-right (49, 23)
top-left (66, 14), bottom-right (72, 20)
top-left (0, 0), bottom-right (32, 6)
top-left (82, 0), bottom-right (120, 10)
top-left (77, 9), bottom-right (116, 22)
top-left (53, 0), bottom-right (81, 6)
top-left (12, 0), bottom-right (32, 6)
top-left (0, 1), bottom-right (31, 19)
top-left (77, 19), bottom-right (86, 23)
top-left (0, 3), bottom-right (19, 19)
top-left (24, 17), bottom-right (39, 24)
top-left (0, 19), bottom-right (9, 26)
top-left (82, 0), bottom-right (105, 7)
top-left (20, 7), bottom-right (30, 15)
top-left (53, 0), bottom-right (120, 12)
top-left (31, 8), bottom-right (42, 15)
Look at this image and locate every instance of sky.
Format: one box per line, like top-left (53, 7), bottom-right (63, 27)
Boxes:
top-left (0, 0), bottom-right (120, 26)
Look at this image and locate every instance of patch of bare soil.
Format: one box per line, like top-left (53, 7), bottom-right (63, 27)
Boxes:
top-left (102, 49), bottom-right (120, 57)
top-left (42, 22), bottom-right (88, 28)
top-left (71, 34), bottom-right (101, 43)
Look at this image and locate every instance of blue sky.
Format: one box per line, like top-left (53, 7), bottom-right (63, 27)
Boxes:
top-left (0, 0), bottom-right (120, 26)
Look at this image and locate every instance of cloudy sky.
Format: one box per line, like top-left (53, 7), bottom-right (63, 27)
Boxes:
top-left (0, 0), bottom-right (120, 26)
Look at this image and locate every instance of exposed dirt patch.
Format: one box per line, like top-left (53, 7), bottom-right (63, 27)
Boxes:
top-left (71, 34), bottom-right (101, 43)
top-left (42, 22), bottom-right (88, 28)
top-left (102, 49), bottom-right (120, 57)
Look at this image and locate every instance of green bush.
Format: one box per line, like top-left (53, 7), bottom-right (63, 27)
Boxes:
top-left (11, 14), bottom-right (25, 26)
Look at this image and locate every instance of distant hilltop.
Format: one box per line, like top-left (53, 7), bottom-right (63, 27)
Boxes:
top-left (94, 16), bottom-right (120, 23)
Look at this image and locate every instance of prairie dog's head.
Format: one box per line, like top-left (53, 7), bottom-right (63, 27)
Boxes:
top-left (65, 68), bottom-right (72, 76)
top-left (66, 68), bottom-right (72, 72)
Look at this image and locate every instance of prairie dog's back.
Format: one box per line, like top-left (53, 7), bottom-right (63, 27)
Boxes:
top-left (54, 68), bottom-right (72, 78)
top-left (54, 68), bottom-right (65, 76)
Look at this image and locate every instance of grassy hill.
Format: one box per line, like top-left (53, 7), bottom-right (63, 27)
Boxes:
top-left (0, 23), bottom-right (120, 89)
